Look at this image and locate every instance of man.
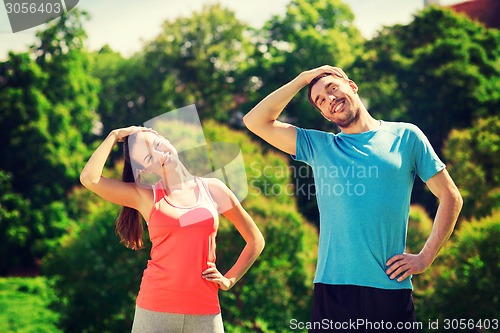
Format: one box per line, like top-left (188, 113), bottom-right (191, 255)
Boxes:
top-left (243, 65), bottom-right (463, 332)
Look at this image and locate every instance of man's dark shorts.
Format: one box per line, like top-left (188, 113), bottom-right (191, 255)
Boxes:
top-left (310, 283), bottom-right (417, 332)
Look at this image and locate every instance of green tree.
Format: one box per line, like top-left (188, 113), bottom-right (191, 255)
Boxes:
top-left (0, 10), bottom-right (99, 271)
top-left (417, 210), bottom-right (500, 332)
top-left (406, 205), bottom-right (440, 318)
top-left (0, 52), bottom-right (54, 206)
top-left (34, 9), bottom-right (99, 145)
top-left (443, 116), bottom-right (500, 219)
top-left (406, 205), bottom-right (433, 256)
top-left (354, 6), bottom-right (500, 151)
top-left (136, 4), bottom-right (254, 122)
top-left (0, 171), bottom-right (36, 274)
top-left (0, 52), bottom-right (70, 270)
top-left (0, 9), bottom-right (98, 205)
top-left (90, 46), bottom-right (141, 139)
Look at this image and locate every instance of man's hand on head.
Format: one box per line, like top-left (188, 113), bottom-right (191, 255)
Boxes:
top-left (300, 65), bottom-right (347, 85)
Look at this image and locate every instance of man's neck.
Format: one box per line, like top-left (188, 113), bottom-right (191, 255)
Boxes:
top-left (340, 108), bottom-right (380, 134)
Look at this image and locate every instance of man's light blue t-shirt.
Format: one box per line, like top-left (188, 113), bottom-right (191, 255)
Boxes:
top-left (292, 121), bottom-right (445, 290)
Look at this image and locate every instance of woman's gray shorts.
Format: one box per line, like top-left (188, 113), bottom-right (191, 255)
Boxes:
top-left (131, 305), bottom-right (224, 333)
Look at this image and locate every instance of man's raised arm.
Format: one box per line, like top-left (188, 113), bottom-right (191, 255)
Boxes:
top-left (243, 65), bottom-right (344, 155)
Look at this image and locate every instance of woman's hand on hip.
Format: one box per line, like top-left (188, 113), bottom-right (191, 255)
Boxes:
top-left (202, 262), bottom-right (233, 291)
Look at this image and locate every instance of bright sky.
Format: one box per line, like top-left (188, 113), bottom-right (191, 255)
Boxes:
top-left (0, 0), bottom-right (463, 60)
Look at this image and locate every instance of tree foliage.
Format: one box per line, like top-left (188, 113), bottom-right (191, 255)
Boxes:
top-left (354, 6), bottom-right (500, 150)
top-left (0, 171), bottom-right (36, 274)
top-left (406, 205), bottom-right (433, 256)
top-left (417, 210), bottom-right (500, 331)
top-left (90, 46), bottom-right (139, 138)
top-left (443, 116), bottom-right (500, 219)
top-left (138, 4), bottom-right (254, 122)
top-left (0, 9), bottom-right (98, 271)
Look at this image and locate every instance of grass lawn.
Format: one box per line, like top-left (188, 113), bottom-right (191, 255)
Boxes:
top-left (0, 277), bottom-right (60, 333)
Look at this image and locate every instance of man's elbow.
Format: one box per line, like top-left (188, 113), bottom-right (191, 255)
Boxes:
top-left (243, 112), bottom-right (275, 135)
top-left (455, 190), bottom-right (464, 213)
top-left (446, 187), bottom-right (463, 214)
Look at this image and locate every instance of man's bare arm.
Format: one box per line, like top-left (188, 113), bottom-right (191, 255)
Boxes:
top-left (386, 169), bottom-right (463, 282)
top-left (243, 65), bottom-right (345, 155)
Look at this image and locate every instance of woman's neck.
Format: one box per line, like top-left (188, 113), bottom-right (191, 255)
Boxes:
top-left (161, 164), bottom-right (195, 191)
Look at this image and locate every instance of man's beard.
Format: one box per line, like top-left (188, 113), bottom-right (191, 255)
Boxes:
top-left (333, 106), bottom-right (360, 129)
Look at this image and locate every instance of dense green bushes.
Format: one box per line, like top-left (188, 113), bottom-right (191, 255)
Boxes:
top-left (416, 211), bottom-right (500, 331)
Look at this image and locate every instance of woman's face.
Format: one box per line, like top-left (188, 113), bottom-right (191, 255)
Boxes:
top-left (128, 130), bottom-right (178, 177)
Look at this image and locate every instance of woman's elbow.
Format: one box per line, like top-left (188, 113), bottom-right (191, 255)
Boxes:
top-left (79, 172), bottom-right (90, 187)
top-left (255, 233), bottom-right (265, 255)
top-left (242, 113), bottom-right (254, 130)
top-left (79, 171), bottom-right (98, 188)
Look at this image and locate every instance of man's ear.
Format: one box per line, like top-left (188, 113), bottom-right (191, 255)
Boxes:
top-left (348, 80), bottom-right (358, 93)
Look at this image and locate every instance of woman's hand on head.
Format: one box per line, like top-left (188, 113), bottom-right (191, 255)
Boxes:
top-left (111, 126), bottom-right (158, 142)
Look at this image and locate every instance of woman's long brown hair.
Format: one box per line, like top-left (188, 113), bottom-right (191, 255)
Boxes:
top-left (115, 135), bottom-right (144, 250)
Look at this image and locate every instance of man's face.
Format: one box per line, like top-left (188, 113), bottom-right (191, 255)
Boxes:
top-left (310, 75), bottom-right (360, 128)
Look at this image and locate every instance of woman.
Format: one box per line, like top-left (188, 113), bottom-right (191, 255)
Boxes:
top-left (80, 126), bottom-right (265, 333)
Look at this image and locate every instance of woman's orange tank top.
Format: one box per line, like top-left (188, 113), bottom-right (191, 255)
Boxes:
top-left (136, 177), bottom-right (220, 314)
